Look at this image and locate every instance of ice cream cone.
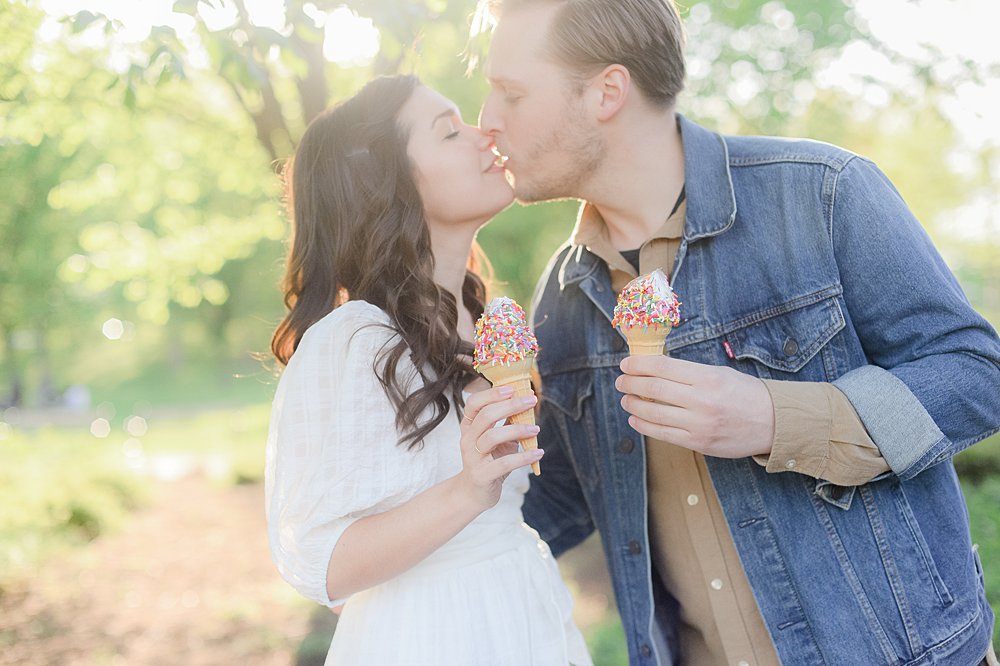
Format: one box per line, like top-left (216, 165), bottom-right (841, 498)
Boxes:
top-left (480, 358), bottom-right (540, 476)
top-left (474, 296), bottom-right (541, 475)
top-left (612, 269), bottom-right (681, 359)
top-left (621, 323), bottom-right (672, 356)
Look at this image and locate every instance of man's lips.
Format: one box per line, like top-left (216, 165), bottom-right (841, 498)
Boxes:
top-left (483, 152), bottom-right (509, 173)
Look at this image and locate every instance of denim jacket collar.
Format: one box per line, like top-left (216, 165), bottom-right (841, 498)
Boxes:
top-left (678, 113), bottom-right (738, 241)
top-left (557, 113), bottom-right (736, 291)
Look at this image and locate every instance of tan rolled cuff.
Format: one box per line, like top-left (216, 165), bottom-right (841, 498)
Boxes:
top-left (753, 380), bottom-right (891, 486)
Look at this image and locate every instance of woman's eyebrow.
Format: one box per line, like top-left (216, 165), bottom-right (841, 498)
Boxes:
top-left (430, 108), bottom-right (459, 129)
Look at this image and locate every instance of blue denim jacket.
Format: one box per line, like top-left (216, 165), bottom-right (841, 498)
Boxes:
top-left (524, 115), bottom-right (1000, 665)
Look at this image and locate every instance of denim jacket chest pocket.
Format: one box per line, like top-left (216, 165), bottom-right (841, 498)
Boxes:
top-left (724, 290), bottom-right (846, 382)
top-left (542, 371), bottom-right (593, 421)
top-left (540, 372), bottom-right (607, 494)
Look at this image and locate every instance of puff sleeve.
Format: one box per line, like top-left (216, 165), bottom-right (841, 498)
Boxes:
top-left (264, 301), bottom-right (437, 607)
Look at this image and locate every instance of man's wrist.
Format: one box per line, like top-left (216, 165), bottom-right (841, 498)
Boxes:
top-left (754, 379), bottom-right (831, 476)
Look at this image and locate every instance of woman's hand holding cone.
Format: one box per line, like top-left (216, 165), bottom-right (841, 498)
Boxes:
top-left (456, 385), bottom-right (544, 512)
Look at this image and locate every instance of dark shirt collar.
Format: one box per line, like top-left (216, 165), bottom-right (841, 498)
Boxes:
top-left (560, 114), bottom-right (736, 287)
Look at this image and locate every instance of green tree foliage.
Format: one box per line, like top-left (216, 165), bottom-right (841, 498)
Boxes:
top-left (0, 3), bottom-right (109, 403)
top-left (2, 0), bottom-right (998, 404)
top-left (678, 1), bottom-right (859, 132)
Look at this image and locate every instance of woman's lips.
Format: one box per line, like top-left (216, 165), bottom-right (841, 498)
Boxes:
top-left (484, 153), bottom-right (509, 173)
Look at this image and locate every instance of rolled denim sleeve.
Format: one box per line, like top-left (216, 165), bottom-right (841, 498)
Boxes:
top-left (829, 157), bottom-right (1000, 480)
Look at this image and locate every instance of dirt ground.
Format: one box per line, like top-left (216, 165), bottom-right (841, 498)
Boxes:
top-left (0, 465), bottom-right (614, 666)
top-left (0, 476), bottom-right (329, 666)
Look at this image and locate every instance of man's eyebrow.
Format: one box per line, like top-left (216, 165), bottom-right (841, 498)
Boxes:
top-left (431, 108), bottom-right (459, 129)
top-left (488, 77), bottom-right (528, 94)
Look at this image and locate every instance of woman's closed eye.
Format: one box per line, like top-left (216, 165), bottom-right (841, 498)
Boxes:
top-left (442, 117), bottom-right (462, 140)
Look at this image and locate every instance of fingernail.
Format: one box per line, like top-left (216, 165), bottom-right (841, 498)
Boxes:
top-left (520, 395), bottom-right (537, 406)
top-left (526, 425), bottom-right (540, 434)
top-left (615, 377), bottom-right (623, 391)
top-left (530, 449), bottom-right (544, 458)
top-left (498, 386), bottom-right (514, 395)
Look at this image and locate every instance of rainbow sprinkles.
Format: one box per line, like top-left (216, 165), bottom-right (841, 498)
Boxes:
top-left (611, 268), bottom-right (682, 332)
top-left (473, 297), bottom-right (539, 369)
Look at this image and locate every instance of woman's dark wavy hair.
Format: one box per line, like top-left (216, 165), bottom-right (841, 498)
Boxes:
top-left (271, 74), bottom-right (489, 449)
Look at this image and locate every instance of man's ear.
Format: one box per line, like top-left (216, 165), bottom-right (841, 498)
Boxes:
top-left (592, 64), bottom-right (630, 121)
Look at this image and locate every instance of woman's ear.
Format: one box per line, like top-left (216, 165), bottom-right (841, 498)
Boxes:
top-left (593, 64), bottom-right (630, 121)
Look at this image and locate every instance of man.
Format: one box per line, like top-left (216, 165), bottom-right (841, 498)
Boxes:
top-left (476, 0), bottom-right (1000, 664)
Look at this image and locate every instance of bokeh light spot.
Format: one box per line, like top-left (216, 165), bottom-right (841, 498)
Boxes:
top-left (90, 418), bottom-right (111, 438)
top-left (123, 437), bottom-right (144, 458)
top-left (102, 318), bottom-right (124, 340)
top-left (322, 7), bottom-right (379, 67)
top-left (125, 416), bottom-right (148, 437)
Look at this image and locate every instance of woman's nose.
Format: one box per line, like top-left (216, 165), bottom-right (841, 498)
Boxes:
top-left (475, 130), bottom-right (493, 151)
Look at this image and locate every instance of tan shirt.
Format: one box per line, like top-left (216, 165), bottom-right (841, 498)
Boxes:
top-left (573, 199), bottom-right (892, 665)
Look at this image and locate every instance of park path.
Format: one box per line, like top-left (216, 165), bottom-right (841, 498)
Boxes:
top-left (0, 475), bottom-right (331, 666)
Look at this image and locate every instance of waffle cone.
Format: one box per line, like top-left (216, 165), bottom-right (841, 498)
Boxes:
top-left (479, 359), bottom-right (540, 475)
top-left (621, 324), bottom-right (671, 356)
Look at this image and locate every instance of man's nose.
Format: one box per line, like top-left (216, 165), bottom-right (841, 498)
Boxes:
top-left (478, 93), bottom-right (501, 135)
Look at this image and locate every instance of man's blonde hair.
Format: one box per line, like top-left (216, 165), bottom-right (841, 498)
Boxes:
top-left (475, 0), bottom-right (686, 108)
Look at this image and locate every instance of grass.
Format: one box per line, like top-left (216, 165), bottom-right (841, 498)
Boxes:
top-left (85, 357), bottom-right (279, 411)
top-left (129, 403), bottom-right (271, 485)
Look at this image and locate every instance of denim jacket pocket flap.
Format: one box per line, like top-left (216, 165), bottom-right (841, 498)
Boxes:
top-left (814, 479), bottom-right (856, 510)
top-left (540, 373), bottom-right (593, 420)
top-left (728, 295), bottom-right (845, 373)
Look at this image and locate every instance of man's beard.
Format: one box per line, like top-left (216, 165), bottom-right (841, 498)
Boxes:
top-left (513, 107), bottom-right (604, 204)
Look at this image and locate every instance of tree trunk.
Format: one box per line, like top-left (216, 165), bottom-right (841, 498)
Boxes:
top-left (2, 329), bottom-right (24, 408)
top-left (36, 330), bottom-right (58, 406)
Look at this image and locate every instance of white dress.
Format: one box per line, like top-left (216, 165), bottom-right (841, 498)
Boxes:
top-left (265, 301), bottom-right (592, 666)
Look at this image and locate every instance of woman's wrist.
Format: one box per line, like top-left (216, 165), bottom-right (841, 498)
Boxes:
top-left (445, 473), bottom-right (491, 522)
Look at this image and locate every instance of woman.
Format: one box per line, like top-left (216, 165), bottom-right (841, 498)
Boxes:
top-left (265, 75), bottom-right (592, 665)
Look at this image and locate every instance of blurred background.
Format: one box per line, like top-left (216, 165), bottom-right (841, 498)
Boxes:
top-left (1, 0), bottom-right (998, 663)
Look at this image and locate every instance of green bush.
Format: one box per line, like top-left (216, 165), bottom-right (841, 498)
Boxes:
top-left (585, 615), bottom-right (630, 665)
top-left (0, 405), bottom-right (272, 591)
top-left (962, 475), bottom-right (1000, 652)
top-left (0, 427), bottom-right (149, 589)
